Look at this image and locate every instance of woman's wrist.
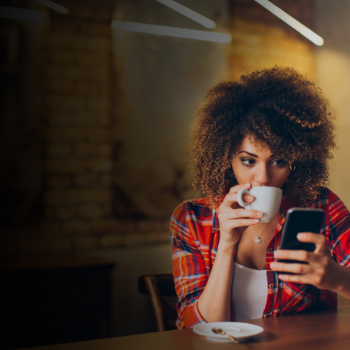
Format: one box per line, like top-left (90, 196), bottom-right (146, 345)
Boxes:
top-left (332, 263), bottom-right (350, 299)
top-left (218, 239), bottom-right (237, 256)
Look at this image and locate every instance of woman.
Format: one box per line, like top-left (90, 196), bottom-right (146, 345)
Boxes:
top-left (170, 66), bottom-right (350, 329)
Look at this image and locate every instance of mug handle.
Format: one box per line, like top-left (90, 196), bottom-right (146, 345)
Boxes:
top-left (237, 188), bottom-right (250, 207)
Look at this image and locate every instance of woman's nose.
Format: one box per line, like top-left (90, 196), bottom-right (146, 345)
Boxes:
top-left (254, 164), bottom-right (271, 186)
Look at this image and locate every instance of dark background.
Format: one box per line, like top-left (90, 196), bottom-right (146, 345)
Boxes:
top-left (1, 0), bottom-right (350, 347)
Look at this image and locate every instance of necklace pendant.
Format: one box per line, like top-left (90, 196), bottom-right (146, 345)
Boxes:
top-left (255, 237), bottom-right (262, 244)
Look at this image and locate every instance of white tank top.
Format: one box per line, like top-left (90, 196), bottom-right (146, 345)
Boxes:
top-left (232, 262), bottom-right (268, 321)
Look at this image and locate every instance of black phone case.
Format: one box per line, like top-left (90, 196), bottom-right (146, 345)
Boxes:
top-left (278, 208), bottom-right (324, 265)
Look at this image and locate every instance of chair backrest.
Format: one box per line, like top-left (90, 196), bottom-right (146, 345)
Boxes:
top-left (138, 272), bottom-right (178, 332)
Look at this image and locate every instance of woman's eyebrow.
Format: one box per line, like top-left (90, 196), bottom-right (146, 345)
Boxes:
top-left (238, 151), bottom-right (277, 158)
top-left (238, 151), bottom-right (258, 158)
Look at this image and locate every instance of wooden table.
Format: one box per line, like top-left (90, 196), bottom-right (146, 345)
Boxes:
top-left (25, 305), bottom-right (350, 350)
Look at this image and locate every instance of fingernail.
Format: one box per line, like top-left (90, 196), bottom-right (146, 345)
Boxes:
top-left (247, 195), bottom-right (254, 200)
top-left (297, 233), bottom-right (305, 239)
top-left (257, 211), bottom-right (264, 217)
top-left (245, 183), bottom-right (250, 188)
top-left (274, 251), bottom-right (282, 257)
top-left (254, 219), bottom-right (259, 223)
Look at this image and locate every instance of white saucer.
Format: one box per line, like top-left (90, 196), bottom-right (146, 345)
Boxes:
top-left (193, 322), bottom-right (263, 342)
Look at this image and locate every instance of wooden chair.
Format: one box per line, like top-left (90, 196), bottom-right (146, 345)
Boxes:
top-left (138, 272), bottom-right (178, 332)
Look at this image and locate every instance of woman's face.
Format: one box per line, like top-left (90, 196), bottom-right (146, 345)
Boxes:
top-left (230, 136), bottom-right (291, 188)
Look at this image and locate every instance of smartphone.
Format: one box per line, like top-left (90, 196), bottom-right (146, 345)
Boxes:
top-left (278, 208), bottom-right (324, 264)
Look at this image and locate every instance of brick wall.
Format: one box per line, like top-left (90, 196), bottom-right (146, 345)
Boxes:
top-left (1, 0), bottom-right (316, 255)
top-left (39, 2), bottom-right (170, 253)
top-left (40, 4), bottom-right (112, 253)
top-left (229, 0), bottom-right (315, 80)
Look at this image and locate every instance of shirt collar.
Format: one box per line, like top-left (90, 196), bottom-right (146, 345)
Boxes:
top-left (278, 196), bottom-right (298, 227)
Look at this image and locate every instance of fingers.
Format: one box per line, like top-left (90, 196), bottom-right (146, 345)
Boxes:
top-left (223, 209), bottom-right (264, 220)
top-left (297, 232), bottom-right (324, 244)
top-left (274, 249), bottom-right (312, 263)
top-left (224, 193), bottom-right (255, 208)
top-left (273, 234), bottom-right (327, 264)
top-left (271, 234), bottom-right (339, 290)
top-left (219, 218), bottom-right (260, 235)
top-left (276, 265), bottom-right (329, 286)
top-left (225, 183), bottom-right (254, 207)
top-left (276, 273), bottom-right (310, 284)
top-left (228, 183), bottom-right (252, 194)
top-left (218, 206), bottom-right (263, 233)
top-left (270, 261), bottom-right (308, 275)
top-left (242, 193), bottom-right (255, 203)
top-left (297, 233), bottom-right (327, 253)
top-left (218, 183), bottom-right (261, 238)
top-left (227, 218), bottom-right (260, 228)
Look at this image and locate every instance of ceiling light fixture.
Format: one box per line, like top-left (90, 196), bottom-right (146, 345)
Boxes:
top-left (112, 20), bottom-right (231, 43)
top-left (34, 0), bottom-right (69, 14)
top-left (255, 0), bottom-right (324, 46)
top-left (0, 6), bottom-right (46, 23)
top-left (156, 0), bottom-right (216, 29)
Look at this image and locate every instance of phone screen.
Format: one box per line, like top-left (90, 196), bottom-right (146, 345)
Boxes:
top-left (278, 208), bottom-right (324, 264)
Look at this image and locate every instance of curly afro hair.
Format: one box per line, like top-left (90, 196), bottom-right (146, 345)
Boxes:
top-left (189, 66), bottom-right (337, 207)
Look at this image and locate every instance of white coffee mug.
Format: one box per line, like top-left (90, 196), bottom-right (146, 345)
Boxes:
top-left (237, 186), bottom-right (282, 222)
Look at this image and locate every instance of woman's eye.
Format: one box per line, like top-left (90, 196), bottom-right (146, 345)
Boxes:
top-left (241, 158), bottom-right (255, 166)
top-left (272, 159), bottom-right (287, 167)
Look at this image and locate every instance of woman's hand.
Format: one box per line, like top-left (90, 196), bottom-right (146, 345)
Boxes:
top-left (218, 183), bottom-right (264, 247)
top-left (270, 233), bottom-right (343, 290)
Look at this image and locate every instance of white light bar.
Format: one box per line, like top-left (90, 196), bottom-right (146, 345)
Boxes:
top-left (34, 0), bottom-right (69, 14)
top-left (156, 0), bottom-right (215, 29)
top-left (111, 21), bottom-right (231, 43)
top-left (0, 6), bottom-right (46, 23)
top-left (255, 0), bottom-right (324, 46)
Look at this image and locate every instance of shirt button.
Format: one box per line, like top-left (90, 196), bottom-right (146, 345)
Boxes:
top-left (267, 248), bottom-right (272, 252)
top-left (269, 284), bottom-right (274, 288)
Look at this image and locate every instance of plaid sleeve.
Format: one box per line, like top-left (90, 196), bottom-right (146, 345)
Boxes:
top-left (170, 201), bottom-right (208, 329)
top-left (327, 189), bottom-right (350, 267)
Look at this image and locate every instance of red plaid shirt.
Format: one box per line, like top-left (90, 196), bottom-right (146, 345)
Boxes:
top-left (170, 187), bottom-right (350, 329)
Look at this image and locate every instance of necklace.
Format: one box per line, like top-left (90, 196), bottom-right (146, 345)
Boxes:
top-left (250, 221), bottom-right (270, 244)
